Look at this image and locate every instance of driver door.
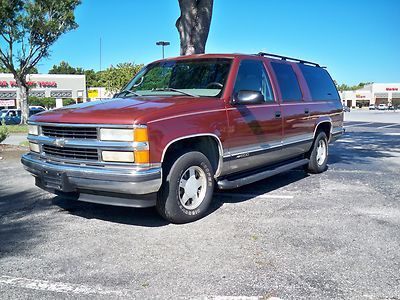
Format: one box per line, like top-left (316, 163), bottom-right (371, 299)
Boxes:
top-left (225, 59), bottom-right (283, 174)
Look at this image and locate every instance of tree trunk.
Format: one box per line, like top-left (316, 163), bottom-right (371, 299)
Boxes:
top-left (176, 0), bottom-right (213, 55)
top-left (17, 81), bottom-right (29, 125)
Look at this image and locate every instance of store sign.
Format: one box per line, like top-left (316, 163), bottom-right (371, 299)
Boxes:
top-left (386, 88), bottom-right (399, 91)
top-left (0, 81), bottom-right (57, 88)
top-left (0, 99), bottom-right (15, 106)
top-left (356, 94), bottom-right (366, 98)
top-left (87, 89), bottom-right (99, 99)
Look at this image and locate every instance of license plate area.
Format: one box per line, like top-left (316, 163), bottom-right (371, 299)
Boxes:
top-left (42, 170), bottom-right (63, 190)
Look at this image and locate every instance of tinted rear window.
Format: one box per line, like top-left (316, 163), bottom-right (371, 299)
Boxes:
top-left (271, 62), bottom-right (302, 101)
top-left (299, 64), bottom-right (339, 101)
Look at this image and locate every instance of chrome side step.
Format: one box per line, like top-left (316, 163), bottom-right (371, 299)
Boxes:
top-left (217, 158), bottom-right (309, 190)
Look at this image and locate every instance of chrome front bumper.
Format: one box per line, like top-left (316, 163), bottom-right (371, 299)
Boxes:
top-left (21, 153), bottom-right (162, 207)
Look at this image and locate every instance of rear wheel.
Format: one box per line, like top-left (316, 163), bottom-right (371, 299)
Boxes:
top-left (306, 131), bottom-right (329, 174)
top-left (156, 151), bottom-right (214, 223)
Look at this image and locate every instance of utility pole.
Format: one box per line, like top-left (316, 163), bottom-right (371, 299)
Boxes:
top-left (99, 37), bottom-right (102, 73)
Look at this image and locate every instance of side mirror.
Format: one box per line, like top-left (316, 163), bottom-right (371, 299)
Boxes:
top-left (232, 90), bottom-right (264, 105)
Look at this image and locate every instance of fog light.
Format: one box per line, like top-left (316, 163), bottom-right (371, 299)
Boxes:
top-left (29, 142), bottom-right (40, 153)
top-left (102, 151), bottom-right (134, 162)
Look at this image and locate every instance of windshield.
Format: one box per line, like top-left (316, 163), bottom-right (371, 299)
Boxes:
top-left (120, 58), bottom-right (232, 98)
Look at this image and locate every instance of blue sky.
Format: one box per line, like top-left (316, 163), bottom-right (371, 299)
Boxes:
top-left (37, 0), bottom-right (400, 85)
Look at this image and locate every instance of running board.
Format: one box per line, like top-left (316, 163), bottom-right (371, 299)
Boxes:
top-left (217, 158), bottom-right (309, 190)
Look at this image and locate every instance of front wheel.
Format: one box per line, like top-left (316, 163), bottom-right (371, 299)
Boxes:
top-left (306, 131), bottom-right (329, 174)
top-left (156, 151), bottom-right (214, 224)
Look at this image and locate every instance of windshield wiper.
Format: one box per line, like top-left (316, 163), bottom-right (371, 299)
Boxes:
top-left (152, 88), bottom-right (199, 97)
top-left (114, 90), bottom-right (140, 98)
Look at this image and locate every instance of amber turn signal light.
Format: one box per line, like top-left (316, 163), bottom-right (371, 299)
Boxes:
top-left (134, 128), bottom-right (148, 142)
top-left (134, 150), bottom-right (150, 164)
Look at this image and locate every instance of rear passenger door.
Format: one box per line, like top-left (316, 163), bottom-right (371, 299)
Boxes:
top-left (225, 59), bottom-right (283, 174)
top-left (270, 61), bottom-right (313, 159)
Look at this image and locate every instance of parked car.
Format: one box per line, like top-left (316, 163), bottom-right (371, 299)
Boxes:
top-left (1, 107), bottom-right (46, 125)
top-left (343, 105), bottom-right (350, 112)
top-left (369, 104), bottom-right (376, 110)
top-left (378, 104), bottom-right (388, 110)
top-left (22, 53), bottom-right (344, 223)
top-left (0, 109), bottom-right (21, 125)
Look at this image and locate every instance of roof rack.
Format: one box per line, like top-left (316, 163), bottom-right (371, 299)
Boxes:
top-left (256, 52), bottom-right (321, 67)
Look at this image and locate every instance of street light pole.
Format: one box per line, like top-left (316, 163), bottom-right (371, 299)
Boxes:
top-left (156, 41), bottom-right (170, 59)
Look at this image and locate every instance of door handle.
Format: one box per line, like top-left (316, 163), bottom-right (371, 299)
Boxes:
top-left (275, 111), bottom-right (281, 119)
top-left (304, 108), bottom-right (310, 115)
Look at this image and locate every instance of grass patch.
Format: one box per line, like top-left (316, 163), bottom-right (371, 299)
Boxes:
top-left (0, 121), bottom-right (9, 143)
top-left (19, 140), bottom-right (29, 147)
top-left (3, 125), bottom-right (28, 133)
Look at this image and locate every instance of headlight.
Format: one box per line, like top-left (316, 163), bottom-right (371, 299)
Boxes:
top-left (29, 142), bottom-right (40, 153)
top-left (28, 125), bottom-right (39, 135)
top-left (99, 128), bottom-right (134, 142)
top-left (102, 151), bottom-right (134, 162)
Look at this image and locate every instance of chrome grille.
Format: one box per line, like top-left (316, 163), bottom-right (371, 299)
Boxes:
top-left (42, 126), bottom-right (97, 139)
top-left (43, 145), bottom-right (98, 161)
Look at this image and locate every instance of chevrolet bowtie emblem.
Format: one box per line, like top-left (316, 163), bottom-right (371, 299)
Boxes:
top-left (54, 138), bottom-right (66, 147)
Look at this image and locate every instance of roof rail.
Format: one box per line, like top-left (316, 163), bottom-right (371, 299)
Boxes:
top-left (256, 52), bottom-right (321, 67)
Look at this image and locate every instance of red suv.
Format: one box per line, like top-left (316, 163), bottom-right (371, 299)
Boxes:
top-left (22, 53), bottom-right (344, 223)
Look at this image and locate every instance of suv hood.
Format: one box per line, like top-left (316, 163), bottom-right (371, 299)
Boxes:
top-left (29, 96), bottom-right (224, 125)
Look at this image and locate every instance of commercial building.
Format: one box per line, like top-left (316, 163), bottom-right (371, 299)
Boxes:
top-left (0, 73), bottom-right (86, 109)
top-left (339, 83), bottom-right (400, 108)
top-left (87, 87), bottom-right (113, 100)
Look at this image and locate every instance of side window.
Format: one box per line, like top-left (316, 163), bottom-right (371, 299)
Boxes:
top-left (233, 60), bottom-right (274, 102)
top-left (271, 62), bottom-right (302, 102)
top-left (298, 64), bottom-right (340, 101)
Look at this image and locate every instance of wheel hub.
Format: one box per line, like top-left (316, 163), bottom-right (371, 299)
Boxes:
top-left (178, 166), bottom-right (207, 210)
top-left (316, 139), bottom-right (327, 166)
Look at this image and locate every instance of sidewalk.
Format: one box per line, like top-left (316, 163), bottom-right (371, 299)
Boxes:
top-left (344, 110), bottom-right (400, 123)
top-left (2, 133), bottom-right (27, 146)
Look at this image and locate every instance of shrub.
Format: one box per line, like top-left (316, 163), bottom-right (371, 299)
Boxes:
top-left (0, 120), bottom-right (9, 143)
top-left (63, 98), bottom-right (76, 106)
top-left (29, 96), bottom-right (56, 109)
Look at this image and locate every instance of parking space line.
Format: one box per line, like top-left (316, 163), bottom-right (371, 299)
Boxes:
top-left (344, 122), bottom-right (374, 128)
top-left (0, 275), bottom-right (129, 296)
top-left (216, 193), bottom-right (294, 199)
top-left (377, 123), bottom-right (399, 129)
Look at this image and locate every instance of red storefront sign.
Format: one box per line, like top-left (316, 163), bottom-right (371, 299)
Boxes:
top-left (386, 88), bottom-right (399, 91)
top-left (1, 81), bottom-right (57, 88)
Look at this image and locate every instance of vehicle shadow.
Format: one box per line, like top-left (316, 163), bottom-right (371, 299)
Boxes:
top-left (328, 131), bottom-right (400, 165)
top-left (0, 187), bottom-right (50, 258)
top-left (210, 168), bottom-right (309, 208)
top-left (52, 196), bottom-right (170, 227)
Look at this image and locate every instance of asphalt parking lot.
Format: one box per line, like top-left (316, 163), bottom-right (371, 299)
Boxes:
top-left (1, 115), bottom-right (400, 299)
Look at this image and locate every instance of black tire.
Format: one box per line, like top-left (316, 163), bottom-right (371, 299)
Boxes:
top-left (306, 131), bottom-right (329, 174)
top-left (156, 151), bottom-right (214, 224)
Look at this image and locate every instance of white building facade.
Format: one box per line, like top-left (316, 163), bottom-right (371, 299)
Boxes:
top-left (339, 83), bottom-right (400, 108)
top-left (0, 73), bottom-right (86, 109)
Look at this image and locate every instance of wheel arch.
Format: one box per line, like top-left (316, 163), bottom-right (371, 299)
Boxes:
top-left (160, 134), bottom-right (224, 177)
top-left (313, 118), bottom-right (332, 142)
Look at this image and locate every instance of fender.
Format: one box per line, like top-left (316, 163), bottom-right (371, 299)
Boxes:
top-left (160, 133), bottom-right (224, 177)
top-left (313, 117), bottom-right (332, 140)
